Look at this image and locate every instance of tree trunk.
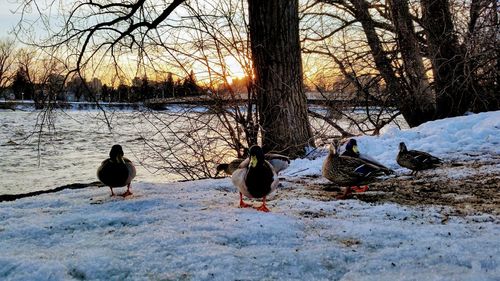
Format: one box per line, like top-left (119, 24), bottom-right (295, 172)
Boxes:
top-left (421, 0), bottom-right (472, 118)
top-left (349, 0), bottom-right (434, 127)
top-left (388, 0), bottom-right (435, 114)
top-left (248, 0), bottom-right (314, 157)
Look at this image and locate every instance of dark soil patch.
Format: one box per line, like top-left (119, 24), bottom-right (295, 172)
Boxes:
top-left (281, 159), bottom-right (500, 216)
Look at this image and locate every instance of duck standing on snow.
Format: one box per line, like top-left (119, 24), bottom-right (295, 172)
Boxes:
top-left (231, 145), bottom-right (279, 212)
top-left (342, 139), bottom-right (394, 175)
top-left (216, 153), bottom-right (290, 176)
top-left (323, 141), bottom-right (386, 197)
top-left (396, 142), bottom-right (441, 175)
top-left (97, 144), bottom-right (136, 197)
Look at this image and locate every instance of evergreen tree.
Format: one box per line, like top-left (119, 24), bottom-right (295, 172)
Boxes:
top-left (11, 68), bottom-right (34, 100)
top-left (182, 70), bottom-right (200, 96)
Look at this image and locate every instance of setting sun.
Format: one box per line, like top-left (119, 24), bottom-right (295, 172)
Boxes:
top-left (224, 56), bottom-right (247, 82)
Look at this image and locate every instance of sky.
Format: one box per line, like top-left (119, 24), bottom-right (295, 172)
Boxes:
top-left (0, 0), bottom-right (22, 38)
top-left (0, 0), bottom-right (249, 86)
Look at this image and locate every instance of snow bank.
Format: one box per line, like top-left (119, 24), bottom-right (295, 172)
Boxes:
top-left (286, 110), bottom-right (500, 176)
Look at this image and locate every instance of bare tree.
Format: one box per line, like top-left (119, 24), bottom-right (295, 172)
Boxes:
top-left (0, 39), bottom-right (16, 98)
top-left (249, 0), bottom-right (315, 157)
top-left (303, 0), bottom-right (498, 128)
top-left (421, 0), bottom-right (471, 118)
top-left (15, 0), bottom-right (316, 158)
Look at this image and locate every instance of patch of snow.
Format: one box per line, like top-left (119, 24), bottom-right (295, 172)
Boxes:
top-left (1, 178), bottom-right (499, 280)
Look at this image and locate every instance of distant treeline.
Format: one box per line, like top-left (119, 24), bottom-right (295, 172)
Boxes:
top-left (1, 70), bottom-right (205, 108)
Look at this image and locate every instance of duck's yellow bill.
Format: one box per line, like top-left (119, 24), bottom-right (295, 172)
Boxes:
top-left (250, 155), bottom-right (258, 167)
top-left (353, 145), bottom-right (360, 154)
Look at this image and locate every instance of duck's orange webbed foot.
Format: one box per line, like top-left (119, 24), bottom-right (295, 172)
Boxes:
top-left (121, 185), bottom-right (133, 197)
top-left (239, 192), bottom-right (252, 208)
top-left (255, 204), bottom-right (270, 212)
top-left (239, 201), bottom-right (252, 208)
top-left (351, 186), bottom-right (369, 193)
top-left (121, 190), bottom-right (133, 197)
top-left (254, 196), bottom-right (270, 212)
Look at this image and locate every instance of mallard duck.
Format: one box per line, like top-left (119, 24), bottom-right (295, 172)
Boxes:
top-left (323, 141), bottom-right (386, 197)
top-left (341, 139), bottom-right (394, 175)
top-left (231, 145), bottom-right (279, 212)
top-left (216, 153), bottom-right (290, 176)
top-left (97, 144), bottom-right (136, 197)
top-left (397, 142), bottom-right (441, 175)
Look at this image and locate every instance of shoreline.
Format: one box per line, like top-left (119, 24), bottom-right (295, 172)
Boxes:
top-left (0, 181), bottom-right (103, 202)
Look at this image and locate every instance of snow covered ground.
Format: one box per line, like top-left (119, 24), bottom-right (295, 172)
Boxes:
top-left (0, 111), bottom-right (499, 280)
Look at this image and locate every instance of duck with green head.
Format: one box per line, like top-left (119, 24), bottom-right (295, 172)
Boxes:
top-left (97, 144), bottom-right (136, 197)
top-left (342, 139), bottom-right (394, 175)
top-left (231, 145), bottom-right (279, 212)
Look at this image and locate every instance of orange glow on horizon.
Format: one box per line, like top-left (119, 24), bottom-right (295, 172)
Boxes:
top-left (224, 56), bottom-right (247, 80)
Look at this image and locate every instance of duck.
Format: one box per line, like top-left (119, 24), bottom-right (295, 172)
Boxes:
top-left (322, 141), bottom-right (386, 197)
top-left (97, 144), bottom-right (136, 197)
top-left (264, 153), bottom-right (290, 174)
top-left (216, 153), bottom-right (290, 176)
top-left (341, 139), bottom-right (394, 175)
top-left (396, 142), bottom-right (441, 175)
top-left (215, 158), bottom-right (245, 176)
top-left (231, 145), bottom-right (279, 212)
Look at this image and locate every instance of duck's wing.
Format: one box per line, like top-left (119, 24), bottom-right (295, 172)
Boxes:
top-left (359, 153), bottom-right (394, 174)
top-left (397, 151), bottom-right (422, 170)
top-left (265, 153), bottom-right (290, 174)
top-left (408, 150), bottom-right (441, 164)
top-left (123, 157), bottom-right (136, 182)
top-left (236, 158), bottom-right (250, 169)
top-left (231, 158), bottom-right (250, 196)
top-left (227, 158), bottom-right (245, 174)
top-left (97, 159), bottom-right (110, 171)
top-left (264, 160), bottom-right (280, 192)
top-left (341, 156), bottom-right (385, 178)
top-left (265, 153), bottom-right (290, 163)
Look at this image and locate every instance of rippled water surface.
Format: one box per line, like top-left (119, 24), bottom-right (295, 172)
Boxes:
top-left (0, 110), bottom-right (182, 195)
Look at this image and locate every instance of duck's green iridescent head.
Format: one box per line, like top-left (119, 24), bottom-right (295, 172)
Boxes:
top-left (249, 145), bottom-right (264, 168)
top-left (346, 139), bottom-right (359, 155)
top-left (110, 144), bottom-right (125, 162)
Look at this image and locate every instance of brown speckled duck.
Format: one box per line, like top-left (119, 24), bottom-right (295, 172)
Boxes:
top-left (97, 144), bottom-right (136, 197)
top-left (323, 141), bottom-right (386, 196)
top-left (396, 142), bottom-right (441, 175)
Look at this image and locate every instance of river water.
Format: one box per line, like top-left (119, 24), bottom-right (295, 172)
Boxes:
top-left (0, 109), bottom-right (185, 195)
